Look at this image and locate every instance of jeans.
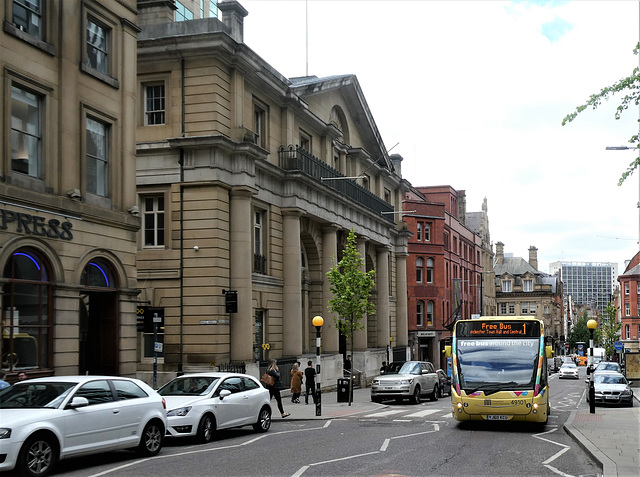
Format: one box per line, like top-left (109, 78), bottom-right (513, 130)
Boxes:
top-left (305, 383), bottom-right (317, 404)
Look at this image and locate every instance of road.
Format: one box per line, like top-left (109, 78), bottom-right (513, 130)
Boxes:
top-left (33, 370), bottom-right (599, 477)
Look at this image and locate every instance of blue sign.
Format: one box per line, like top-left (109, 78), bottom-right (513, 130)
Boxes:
top-left (614, 341), bottom-right (623, 351)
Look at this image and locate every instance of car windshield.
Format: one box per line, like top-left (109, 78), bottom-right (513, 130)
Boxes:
top-left (158, 376), bottom-right (220, 396)
top-left (561, 364), bottom-right (576, 369)
top-left (0, 382), bottom-right (77, 409)
top-left (457, 338), bottom-right (540, 390)
top-left (594, 374), bottom-right (627, 385)
top-left (596, 363), bottom-right (620, 371)
top-left (385, 362), bottom-right (404, 374)
top-left (398, 362), bottom-right (421, 375)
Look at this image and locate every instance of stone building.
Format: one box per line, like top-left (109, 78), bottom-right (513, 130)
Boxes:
top-left (0, 0), bottom-right (140, 380)
top-left (618, 251), bottom-right (640, 353)
top-left (494, 243), bottom-right (564, 354)
top-left (135, 1), bottom-right (411, 385)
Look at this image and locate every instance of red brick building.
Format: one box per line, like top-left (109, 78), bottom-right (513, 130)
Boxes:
top-left (403, 186), bottom-right (483, 368)
top-left (619, 251), bottom-right (640, 353)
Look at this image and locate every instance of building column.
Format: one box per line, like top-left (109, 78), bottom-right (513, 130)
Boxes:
top-left (395, 252), bottom-right (408, 347)
top-left (230, 187), bottom-right (254, 362)
top-left (353, 237), bottom-right (368, 351)
top-left (282, 209), bottom-right (303, 357)
top-left (376, 246), bottom-right (390, 348)
top-left (322, 225), bottom-right (340, 353)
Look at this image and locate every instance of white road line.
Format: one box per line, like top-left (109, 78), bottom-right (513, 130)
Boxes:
top-left (363, 409), bottom-right (407, 417)
top-left (403, 408), bottom-right (441, 418)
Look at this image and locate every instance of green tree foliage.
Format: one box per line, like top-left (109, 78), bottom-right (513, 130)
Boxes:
top-left (599, 302), bottom-right (621, 360)
top-left (562, 42), bottom-right (640, 185)
top-left (326, 229), bottom-right (376, 405)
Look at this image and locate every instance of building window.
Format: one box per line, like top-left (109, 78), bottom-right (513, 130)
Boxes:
top-left (362, 173), bottom-right (370, 191)
top-left (624, 283), bottom-right (629, 295)
top-left (384, 188), bottom-right (391, 204)
top-left (502, 280), bottom-right (512, 292)
top-left (508, 303), bottom-right (515, 314)
top-left (13, 0), bottom-right (42, 39)
top-left (416, 301), bottom-right (424, 327)
top-left (530, 302), bottom-right (536, 314)
top-left (637, 282), bottom-right (640, 295)
top-left (253, 210), bottom-right (267, 274)
top-left (209, 0), bottom-right (218, 18)
top-left (523, 279), bottom-right (533, 292)
top-left (143, 196), bottom-right (165, 247)
top-left (86, 17), bottom-right (109, 75)
top-left (427, 301), bottom-right (434, 325)
top-left (500, 302), bottom-right (507, 315)
top-left (416, 258), bottom-right (423, 283)
top-left (11, 85), bottom-right (42, 178)
top-left (416, 222), bottom-right (422, 241)
top-left (424, 223), bottom-right (431, 242)
top-left (625, 324), bottom-right (630, 340)
top-left (175, 1), bottom-right (194, 21)
top-left (426, 258), bottom-right (434, 283)
top-left (86, 117), bottom-right (109, 197)
top-left (299, 130), bottom-right (311, 152)
top-left (253, 101), bottom-right (267, 148)
top-left (145, 83), bottom-right (165, 125)
top-left (625, 302), bottom-right (630, 316)
top-left (521, 302), bottom-right (529, 314)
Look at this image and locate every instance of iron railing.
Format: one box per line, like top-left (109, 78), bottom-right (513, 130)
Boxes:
top-left (278, 145), bottom-right (395, 222)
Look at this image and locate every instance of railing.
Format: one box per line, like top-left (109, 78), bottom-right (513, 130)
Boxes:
top-left (217, 361), bottom-right (246, 373)
top-left (278, 145), bottom-right (395, 222)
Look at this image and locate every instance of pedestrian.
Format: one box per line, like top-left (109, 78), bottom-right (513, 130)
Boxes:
top-left (17, 372), bottom-right (27, 381)
top-left (290, 362), bottom-right (303, 404)
top-left (265, 359), bottom-right (289, 418)
top-left (304, 360), bottom-right (317, 405)
top-left (0, 371), bottom-right (9, 389)
top-left (344, 354), bottom-right (352, 376)
top-left (380, 361), bottom-right (387, 375)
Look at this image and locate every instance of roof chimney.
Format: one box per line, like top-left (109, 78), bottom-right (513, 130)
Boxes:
top-left (495, 241), bottom-right (504, 265)
top-left (529, 246), bottom-right (538, 271)
top-left (218, 1), bottom-right (248, 43)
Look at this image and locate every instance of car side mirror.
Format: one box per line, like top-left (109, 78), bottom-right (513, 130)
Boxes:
top-left (218, 389), bottom-right (232, 400)
top-left (67, 396), bottom-right (89, 409)
top-left (629, 381), bottom-right (633, 386)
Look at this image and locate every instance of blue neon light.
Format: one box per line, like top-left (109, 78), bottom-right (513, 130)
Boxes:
top-left (14, 252), bottom-right (41, 271)
top-left (88, 262), bottom-right (109, 287)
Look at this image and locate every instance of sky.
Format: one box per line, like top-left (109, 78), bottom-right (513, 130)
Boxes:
top-left (240, 0), bottom-right (640, 275)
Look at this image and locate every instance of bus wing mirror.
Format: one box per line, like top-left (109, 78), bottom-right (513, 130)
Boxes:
top-left (443, 345), bottom-right (452, 358)
top-left (545, 346), bottom-right (553, 359)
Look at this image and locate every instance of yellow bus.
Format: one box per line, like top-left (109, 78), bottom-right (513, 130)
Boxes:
top-left (449, 316), bottom-right (552, 424)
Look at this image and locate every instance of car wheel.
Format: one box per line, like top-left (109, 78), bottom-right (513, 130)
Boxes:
top-left (430, 385), bottom-right (439, 401)
top-left (411, 386), bottom-right (421, 405)
top-left (253, 406), bottom-right (271, 433)
top-left (198, 413), bottom-right (215, 443)
top-left (138, 420), bottom-right (164, 457)
top-left (18, 433), bottom-right (58, 477)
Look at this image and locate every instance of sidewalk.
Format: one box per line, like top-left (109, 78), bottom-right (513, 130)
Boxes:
top-left (279, 385), bottom-right (640, 477)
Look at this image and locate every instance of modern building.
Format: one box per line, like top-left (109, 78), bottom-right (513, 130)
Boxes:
top-left (403, 186), bottom-right (487, 368)
top-left (618, 252), bottom-right (640, 353)
top-left (134, 1), bottom-right (412, 385)
top-left (0, 0), bottom-right (140, 380)
top-left (495, 244), bottom-right (564, 354)
top-left (549, 261), bottom-right (618, 317)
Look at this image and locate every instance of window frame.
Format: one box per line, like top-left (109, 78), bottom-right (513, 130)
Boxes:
top-left (142, 194), bottom-right (166, 248)
top-left (299, 129), bottom-right (311, 152)
top-left (253, 208), bottom-right (267, 274)
top-left (80, 5), bottom-right (119, 88)
top-left (12, 0), bottom-right (42, 39)
top-left (502, 280), bottom-right (512, 293)
top-left (523, 279), bottom-right (533, 292)
top-left (416, 257), bottom-right (423, 283)
top-left (426, 258), bottom-right (434, 283)
top-left (10, 83), bottom-right (43, 179)
top-left (253, 98), bottom-right (268, 149)
top-left (416, 222), bottom-right (422, 241)
top-left (416, 300), bottom-right (424, 327)
top-left (85, 115), bottom-right (109, 198)
top-left (424, 223), bottom-right (431, 242)
top-left (144, 82), bottom-right (166, 126)
top-left (175, 1), bottom-right (194, 21)
top-left (426, 301), bottom-right (434, 326)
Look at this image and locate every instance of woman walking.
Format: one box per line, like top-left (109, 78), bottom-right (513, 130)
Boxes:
top-left (266, 359), bottom-right (290, 418)
top-left (290, 362), bottom-right (303, 403)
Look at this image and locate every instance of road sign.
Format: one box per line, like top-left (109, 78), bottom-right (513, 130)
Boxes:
top-left (614, 341), bottom-right (623, 351)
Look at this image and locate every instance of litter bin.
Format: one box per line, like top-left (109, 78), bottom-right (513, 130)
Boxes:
top-left (337, 378), bottom-right (352, 402)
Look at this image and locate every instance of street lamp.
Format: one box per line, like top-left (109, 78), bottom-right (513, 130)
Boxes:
top-left (587, 318), bottom-right (597, 414)
top-left (606, 145), bottom-right (640, 251)
top-left (312, 315), bottom-right (324, 416)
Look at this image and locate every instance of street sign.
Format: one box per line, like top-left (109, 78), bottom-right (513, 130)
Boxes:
top-left (614, 341), bottom-right (623, 351)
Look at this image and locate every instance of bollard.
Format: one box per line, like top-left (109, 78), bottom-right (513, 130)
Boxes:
top-left (589, 379), bottom-right (595, 414)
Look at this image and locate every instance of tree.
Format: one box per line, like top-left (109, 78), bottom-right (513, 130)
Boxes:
top-left (326, 229), bottom-right (376, 406)
top-left (567, 311), bottom-right (590, 352)
top-left (599, 302), bottom-right (621, 360)
top-left (562, 42), bottom-right (640, 185)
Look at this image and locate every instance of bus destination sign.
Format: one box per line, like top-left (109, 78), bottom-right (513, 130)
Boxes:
top-left (457, 320), bottom-right (540, 338)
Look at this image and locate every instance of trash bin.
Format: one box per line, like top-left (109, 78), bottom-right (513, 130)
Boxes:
top-left (337, 378), bottom-right (352, 402)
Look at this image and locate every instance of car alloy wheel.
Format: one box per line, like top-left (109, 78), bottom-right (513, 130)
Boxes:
top-left (253, 406), bottom-right (271, 432)
top-left (430, 385), bottom-right (439, 401)
top-left (412, 386), bottom-right (421, 405)
top-left (19, 434), bottom-right (58, 477)
top-left (138, 421), bottom-right (164, 456)
top-left (198, 414), bottom-right (215, 443)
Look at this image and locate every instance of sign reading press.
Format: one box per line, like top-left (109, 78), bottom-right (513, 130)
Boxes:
top-left (0, 208), bottom-right (73, 240)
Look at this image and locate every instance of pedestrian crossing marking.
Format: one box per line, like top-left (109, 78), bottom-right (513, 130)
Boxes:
top-left (403, 409), bottom-right (441, 418)
top-left (363, 410), bottom-right (407, 418)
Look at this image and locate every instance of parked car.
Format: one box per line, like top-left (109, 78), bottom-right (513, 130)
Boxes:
top-left (586, 371), bottom-right (634, 407)
top-left (157, 372), bottom-right (271, 443)
top-left (380, 361), bottom-right (405, 375)
top-left (0, 375), bottom-right (167, 477)
top-left (559, 363), bottom-right (579, 379)
top-left (593, 361), bottom-right (623, 374)
top-left (436, 369), bottom-right (450, 397)
top-left (371, 361), bottom-right (439, 404)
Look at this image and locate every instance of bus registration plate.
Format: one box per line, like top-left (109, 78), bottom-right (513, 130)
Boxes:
top-left (486, 415), bottom-right (509, 421)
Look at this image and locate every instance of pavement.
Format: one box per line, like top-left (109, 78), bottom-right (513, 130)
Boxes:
top-left (278, 383), bottom-right (640, 477)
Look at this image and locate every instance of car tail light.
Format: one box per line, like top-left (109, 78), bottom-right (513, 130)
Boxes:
top-left (162, 398), bottom-right (167, 409)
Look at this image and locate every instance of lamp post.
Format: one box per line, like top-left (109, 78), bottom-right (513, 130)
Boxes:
top-left (606, 145), bottom-right (640, 251)
top-left (587, 318), bottom-right (597, 414)
top-left (312, 315), bottom-right (324, 416)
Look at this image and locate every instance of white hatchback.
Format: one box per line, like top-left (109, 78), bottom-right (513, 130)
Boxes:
top-left (0, 375), bottom-right (167, 477)
top-left (158, 373), bottom-right (272, 443)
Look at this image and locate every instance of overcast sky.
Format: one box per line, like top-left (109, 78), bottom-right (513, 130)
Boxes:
top-left (241, 0), bottom-right (640, 274)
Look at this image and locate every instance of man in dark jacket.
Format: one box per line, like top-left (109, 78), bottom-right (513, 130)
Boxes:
top-left (304, 360), bottom-right (317, 404)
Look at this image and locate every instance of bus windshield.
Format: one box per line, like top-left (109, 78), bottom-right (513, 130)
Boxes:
top-left (457, 338), bottom-right (540, 392)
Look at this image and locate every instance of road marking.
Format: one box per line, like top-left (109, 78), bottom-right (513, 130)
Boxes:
top-left (533, 427), bottom-right (574, 477)
top-left (403, 408), bottom-right (441, 418)
top-left (363, 409), bottom-right (407, 418)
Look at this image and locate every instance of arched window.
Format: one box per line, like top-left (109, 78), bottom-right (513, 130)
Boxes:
top-left (416, 258), bottom-right (424, 283)
top-left (416, 300), bottom-right (424, 327)
top-left (2, 248), bottom-right (53, 372)
top-left (427, 301), bottom-right (434, 325)
top-left (426, 258), bottom-right (434, 283)
top-left (81, 259), bottom-right (115, 288)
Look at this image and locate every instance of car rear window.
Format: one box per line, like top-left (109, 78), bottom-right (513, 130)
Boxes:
top-left (113, 379), bottom-right (148, 400)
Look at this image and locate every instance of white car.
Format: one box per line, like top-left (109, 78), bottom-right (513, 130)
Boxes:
top-left (157, 372), bottom-right (272, 443)
top-left (0, 375), bottom-right (167, 477)
top-left (371, 361), bottom-right (440, 404)
top-left (559, 363), bottom-right (579, 379)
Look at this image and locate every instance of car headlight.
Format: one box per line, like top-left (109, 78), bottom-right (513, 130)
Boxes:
top-left (167, 406), bottom-right (192, 417)
top-left (621, 389), bottom-right (632, 396)
top-left (0, 428), bottom-right (12, 439)
top-left (372, 379), bottom-right (379, 385)
top-left (401, 379), bottom-right (413, 385)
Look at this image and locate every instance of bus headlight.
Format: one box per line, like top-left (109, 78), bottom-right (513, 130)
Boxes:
top-left (457, 402), bottom-right (463, 409)
top-left (532, 403), bottom-right (538, 410)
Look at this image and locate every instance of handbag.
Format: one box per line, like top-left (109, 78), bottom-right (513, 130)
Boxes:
top-left (261, 372), bottom-right (275, 387)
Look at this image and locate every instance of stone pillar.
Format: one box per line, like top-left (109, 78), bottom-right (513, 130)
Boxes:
top-left (353, 237), bottom-right (368, 351)
top-left (395, 252), bottom-right (408, 347)
top-left (230, 187), bottom-right (254, 361)
top-left (322, 225), bottom-right (340, 353)
top-left (282, 209), bottom-right (303, 357)
top-left (376, 246), bottom-right (390, 348)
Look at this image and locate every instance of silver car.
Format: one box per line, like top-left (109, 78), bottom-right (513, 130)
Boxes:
top-left (558, 363), bottom-right (579, 379)
top-left (371, 361), bottom-right (439, 404)
top-left (586, 371), bottom-right (634, 406)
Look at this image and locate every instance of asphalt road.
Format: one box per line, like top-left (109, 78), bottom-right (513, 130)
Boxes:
top-left (29, 370), bottom-right (599, 477)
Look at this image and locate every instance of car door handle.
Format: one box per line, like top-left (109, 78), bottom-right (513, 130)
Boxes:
top-left (113, 409), bottom-right (120, 414)
top-left (243, 396), bottom-right (249, 400)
